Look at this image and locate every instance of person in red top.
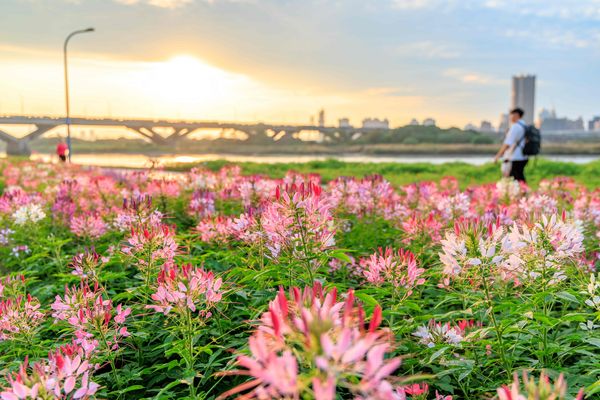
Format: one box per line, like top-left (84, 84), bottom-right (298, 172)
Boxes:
top-left (56, 140), bottom-right (68, 162)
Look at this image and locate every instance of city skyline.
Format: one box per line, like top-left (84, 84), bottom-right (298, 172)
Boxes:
top-left (1, 0), bottom-right (600, 128)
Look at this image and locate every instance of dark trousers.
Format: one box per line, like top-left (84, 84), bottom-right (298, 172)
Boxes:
top-left (510, 159), bottom-right (528, 182)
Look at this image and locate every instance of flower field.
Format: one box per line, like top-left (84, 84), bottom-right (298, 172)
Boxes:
top-left (0, 160), bottom-right (598, 399)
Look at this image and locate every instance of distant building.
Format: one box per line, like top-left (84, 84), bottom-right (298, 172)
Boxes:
top-left (464, 123), bottom-right (478, 131)
top-left (409, 118), bottom-right (420, 126)
top-left (540, 115), bottom-right (585, 132)
top-left (422, 118), bottom-right (436, 127)
top-left (538, 108), bottom-right (556, 122)
top-left (338, 118), bottom-right (352, 128)
top-left (498, 113), bottom-right (509, 133)
top-left (362, 118), bottom-right (389, 130)
top-left (512, 75), bottom-right (536, 125)
top-left (318, 109), bottom-right (325, 127)
top-left (589, 116), bottom-right (600, 131)
top-left (480, 120), bottom-right (494, 133)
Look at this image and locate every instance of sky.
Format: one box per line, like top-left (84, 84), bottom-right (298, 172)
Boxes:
top-left (1, 0), bottom-right (599, 129)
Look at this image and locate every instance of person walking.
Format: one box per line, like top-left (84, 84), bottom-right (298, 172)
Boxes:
top-left (494, 108), bottom-right (528, 182)
top-left (56, 139), bottom-right (69, 163)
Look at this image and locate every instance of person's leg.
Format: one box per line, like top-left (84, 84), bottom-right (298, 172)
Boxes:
top-left (510, 160), bottom-right (527, 182)
top-left (520, 159), bottom-right (528, 183)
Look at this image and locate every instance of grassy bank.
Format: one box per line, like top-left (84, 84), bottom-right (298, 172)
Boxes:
top-left (169, 158), bottom-right (600, 188)
top-left (20, 137), bottom-right (600, 156)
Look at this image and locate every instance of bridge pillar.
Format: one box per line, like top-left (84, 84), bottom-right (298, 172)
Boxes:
top-left (126, 126), bottom-right (197, 146)
top-left (0, 124), bottom-right (56, 156)
top-left (6, 140), bottom-right (32, 156)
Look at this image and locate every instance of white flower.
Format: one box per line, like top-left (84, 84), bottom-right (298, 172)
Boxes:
top-left (496, 178), bottom-right (521, 199)
top-left (12, 203), bottom-right (46, 225)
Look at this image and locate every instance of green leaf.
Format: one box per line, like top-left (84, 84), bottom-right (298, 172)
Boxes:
top-left (555, 291), bottom-right (579, 304)
top-left (429, 346), bottom-right (449, 363)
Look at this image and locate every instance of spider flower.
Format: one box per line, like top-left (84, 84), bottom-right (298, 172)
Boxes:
top-left (147, 263), bottom-right (223, 317)
top-left (412, 320), bottom-right (482, 348)
top-left (121, 223), bottom-right (178, 281)
top-left (360, 248), bottom-right (425, 298)
top-left (70, 213), bottom-right (107, 240)
top-left (0, 344), bottom-right (99, 400)
top-left (260, 183), bottom-right (336, 262)
top-left (220, 283), bottom-right (405, 400)
top-left (0, 294), bottom-right (45, 341)
top-left (51, 282), bottom-right (130, 352)
top-left (11, 203), bottom-right (46, 226)
top-left (70, 248), bottom-right (107, 281)
top-left (496, 372), bottom-right (583, 400)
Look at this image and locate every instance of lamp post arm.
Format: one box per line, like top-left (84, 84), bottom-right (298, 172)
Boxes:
top-left (63, 28), bottom-right (94, 163)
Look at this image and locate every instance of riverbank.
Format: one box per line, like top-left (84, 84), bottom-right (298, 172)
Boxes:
top-left (22, 138), bottom-right (600, 156)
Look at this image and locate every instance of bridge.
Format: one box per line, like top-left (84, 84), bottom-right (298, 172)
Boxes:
top-left (0, 115), bottom-right (361, 155)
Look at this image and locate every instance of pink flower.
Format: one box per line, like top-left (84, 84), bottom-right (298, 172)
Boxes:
top-left (259, 183), bottom-right (336, 263)
top-left (70, 248), bottom-right (105, 280)
top-left (403, 383), bottom-right (429, 396)
top-left (221, 283), bottom-right (405, 400)
top-left (70, 213), bottom-right (107, 240)
top-left (189, 189), bottom-right (215, 218)
top-left (147, 263), bottom-right (223, 316)
top-left (497, 372), bottom-right (583, 400)
top-left (0, 294), bottom-right (45, 341)
top-left (195, 216), bottom-right (235, 244)
top-left (51, 282), bottom-right (130, 351)
top-left (360, 248), bottom-right (425, 298)
top-left (121, 223), bottom-right (178, 280)
top-left (0, 343), bottom-right (99, 400)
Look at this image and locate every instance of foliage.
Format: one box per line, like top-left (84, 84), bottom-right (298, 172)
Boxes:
top-left (0, 160), bottom-right (598, 399)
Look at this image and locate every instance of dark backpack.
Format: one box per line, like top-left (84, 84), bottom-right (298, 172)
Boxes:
top-left (517, 121), bottom-right (541, 156)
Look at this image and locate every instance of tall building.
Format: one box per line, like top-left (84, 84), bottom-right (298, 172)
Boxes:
top-left (512, 75), bottom-right (536, 125)
top-left (589, 116), bottom-right (600, 131)
top-left (318, 109), bottom-right (325, 127)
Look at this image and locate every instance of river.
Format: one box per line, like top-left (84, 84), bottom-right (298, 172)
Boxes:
top-left (11, 153), bottom-right (600, 168)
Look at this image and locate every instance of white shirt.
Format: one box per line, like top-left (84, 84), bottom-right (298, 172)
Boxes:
top-left (503, 120), bottom-right (528, 161)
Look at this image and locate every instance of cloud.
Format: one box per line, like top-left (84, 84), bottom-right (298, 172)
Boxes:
top-left (390, 0), bottom-right (435, 9)
top-left (504, 28), bottom-right (600, 50)
top-left (483, 0), bottom-right (600, 21)
top-left (113, 0), bottom-right (192, 7)
top-left (395, 41), bottom-right (461, 59)
top-left (443, 69), bottom-right (501, 85)
top-left (390, 0), bottom-right (600, 21)
top-left (113, 0), bottom-right (252, 8)
top-left (390, 0), bottom-right (461, 10)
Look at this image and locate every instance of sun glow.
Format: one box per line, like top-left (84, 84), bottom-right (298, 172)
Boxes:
top-left (138, 55), bottom-right (251, 117)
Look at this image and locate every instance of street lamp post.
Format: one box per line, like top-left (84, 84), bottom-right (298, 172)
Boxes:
top-left (64, 28), bottom-right (94, 162)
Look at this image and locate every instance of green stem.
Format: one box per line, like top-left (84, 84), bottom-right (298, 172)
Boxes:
top-left (184, 308), bottom-right (197, 399)
top-left (480, 268), bottom-right (511, 379)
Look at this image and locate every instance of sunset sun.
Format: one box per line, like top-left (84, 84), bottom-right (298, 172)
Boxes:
top-left (141, 55), bottom-right (244, 111)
